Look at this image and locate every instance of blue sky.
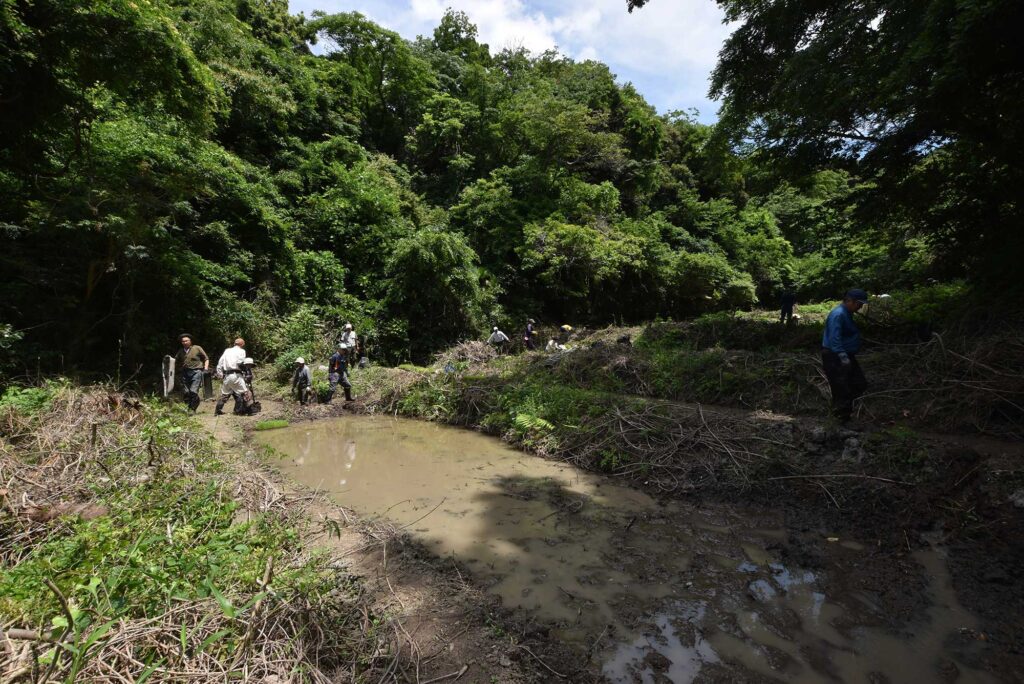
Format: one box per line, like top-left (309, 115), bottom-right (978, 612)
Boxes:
top-left (288, 0), bottom-right (731, 123)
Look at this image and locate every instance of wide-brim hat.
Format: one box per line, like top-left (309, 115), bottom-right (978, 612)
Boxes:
top-left (178, 333), bottom-right (193, 341)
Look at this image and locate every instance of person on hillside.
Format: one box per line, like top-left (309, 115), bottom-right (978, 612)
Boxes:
top-left (292, 357), bottom-right (314, 405)
top-left (340, 323), bottom-right (357, 352)
top-left (174, 334), bottom-right (208, 413)
top-left (214, 338), bottom-right (248, 416)
top-left (822, 289), bottom-right (869, 422)
top-left (326, 344), bottom-right (354, 403)
top-left (523, 319), bottom-right (536, 351)
top-left (780, 290), bottom-right (798, 324)
top-left (487, 326), bottom-right (510, 353)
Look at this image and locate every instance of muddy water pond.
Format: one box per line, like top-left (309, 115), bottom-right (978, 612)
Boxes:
top-left (259, 416), bottom-right (993, 683)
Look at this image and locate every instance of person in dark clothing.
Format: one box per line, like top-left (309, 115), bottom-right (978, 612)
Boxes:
top-left (524, 319), bottom-right (536, 350)
top-left (292, 357), bottom-right (313, 405)
top-left (232, 357), bottom-right (260, 415)
top-left (780, 291), bottom-right (798, 324)
top-left (326, 345), bottom-right (354, 402)
top-left (174, 334), bottom-right (208, 412)
top-left (821, 289), bottom-right (869, 421)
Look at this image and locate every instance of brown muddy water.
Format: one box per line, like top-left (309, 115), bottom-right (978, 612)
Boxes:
top-left (258, 416), bottom-right (994, 683)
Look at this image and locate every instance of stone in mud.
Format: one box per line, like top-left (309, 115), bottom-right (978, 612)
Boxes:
top-left (937, 659), bottom-right (960, 683)
top-left (643, 650), bottom-right (671, 672)
top-left (842, 437), bottom-right (866, 463)
top-left (983, 566), bottom-right (1011, 585)
top-left (808, 427), bottom-right (828, 443)
top-left (1009, 488), bottom-right (1024, 509)
top-left (748, 578), bottom-right (777, 602)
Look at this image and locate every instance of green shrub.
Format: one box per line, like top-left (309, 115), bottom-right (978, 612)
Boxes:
top-left (0, 383), bottom-right (57, 416)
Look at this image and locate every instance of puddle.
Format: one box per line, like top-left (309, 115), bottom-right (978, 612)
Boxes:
top-left (259, 416), bottom-right (995, 683)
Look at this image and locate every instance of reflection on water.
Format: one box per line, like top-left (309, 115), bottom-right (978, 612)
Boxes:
top-left (258, 416), bottom-right (993, 683)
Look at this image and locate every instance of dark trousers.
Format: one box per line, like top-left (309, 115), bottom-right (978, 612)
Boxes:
top-left (821, 350), bottom-right (867, 420)
top-left (780, 306), bottom-right (793, 323)
top-left (180, 368), bottom-right (203, 411)
top-left (326, 371), bottom-right (352, 402)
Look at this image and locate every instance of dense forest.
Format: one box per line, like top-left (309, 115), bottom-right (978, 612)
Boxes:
top-left (1, 0), bottom-right (1021, 373)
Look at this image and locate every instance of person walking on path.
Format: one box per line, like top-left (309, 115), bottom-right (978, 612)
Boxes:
top-left (326, 345), bottom-right (354, 402)
top-left (523, 319), bottom-right (536, 351)
top-left (214, 338), bottom-right (248, 416)
top-left (821, 289), bottom-right (869, 422)
top-left (487, 326), bottom-right (510, 353)
top-left (292, 357), bottom-right (314, 405)
top-left (780, 290), bottom-right (798, 324)
top-left (174, 334), bottom-right (208, 412)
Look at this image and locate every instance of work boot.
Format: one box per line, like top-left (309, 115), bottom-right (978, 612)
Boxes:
top-left (344, 388), bottom-right (354, 402)
top-left (214, 396), bottom-right (228, 415)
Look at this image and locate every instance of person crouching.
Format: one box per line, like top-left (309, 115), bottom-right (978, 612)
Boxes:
top-left (232, 357), bottom-right (260, 415)
top-left (214, 338), bottom-right (248, 416)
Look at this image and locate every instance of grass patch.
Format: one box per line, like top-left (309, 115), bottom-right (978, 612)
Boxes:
top-left (254, 419), bottom-right (289, 431)
top-left (0, 385), bottom-right (388, 681)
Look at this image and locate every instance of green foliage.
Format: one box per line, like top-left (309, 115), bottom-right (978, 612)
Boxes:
top-left (0, 384), bottom-right (56, 416)
top-left (254, 419), bottom-right (289, 431)
top-left (383, 229), bottom-right (486, 362)
top-left (0, 395), bottom-right (348, 678)
top-left (0, 1), bottom-right (1006, 382)
top-left (707, 0), bottom-right (1024, 289)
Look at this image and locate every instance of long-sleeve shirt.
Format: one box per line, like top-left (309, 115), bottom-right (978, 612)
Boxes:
top-left (340, 331), bottom-right (357, 348)
top-left (488, 330), bottom-right (509, 344)
top-left (822, 305), bottom-right (861, 354)
top-left (292, 365), bottom-right (312, 388)
top-left (175, 345), bottom-right (208, 370)
top-left (216, 346), bottom-right (246, 374)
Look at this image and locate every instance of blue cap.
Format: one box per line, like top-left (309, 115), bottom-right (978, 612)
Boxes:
top-left (845, 288), bottom-right (868, 303)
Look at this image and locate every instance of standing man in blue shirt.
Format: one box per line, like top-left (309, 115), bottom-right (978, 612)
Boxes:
top-left (326, 344), bottom-right (354, 403)
top-left (822, 289), bottom-right (869, 421)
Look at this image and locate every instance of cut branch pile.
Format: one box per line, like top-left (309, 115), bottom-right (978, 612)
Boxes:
top-left (547, 401), bottom-right (800, 492)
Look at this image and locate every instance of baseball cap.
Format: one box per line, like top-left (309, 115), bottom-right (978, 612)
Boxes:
top-left (845, 288), bottom-right (868, 304)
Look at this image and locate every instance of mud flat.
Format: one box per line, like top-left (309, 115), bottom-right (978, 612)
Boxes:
top-left (259, 416), bottom-right (997, 682)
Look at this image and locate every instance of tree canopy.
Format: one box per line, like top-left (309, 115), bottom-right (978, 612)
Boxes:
top-left (1, 0), bottom-right (1017, 374)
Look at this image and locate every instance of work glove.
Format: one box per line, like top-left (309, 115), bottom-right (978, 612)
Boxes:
top-left (838, 352), bottom-right (851, 367)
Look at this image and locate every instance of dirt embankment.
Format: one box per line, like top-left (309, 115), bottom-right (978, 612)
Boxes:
top-left (336, 339), bottom-right (1024, 682)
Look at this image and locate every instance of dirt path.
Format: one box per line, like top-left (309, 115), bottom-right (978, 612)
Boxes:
top-left (193, 397), bottom-right (567, 684)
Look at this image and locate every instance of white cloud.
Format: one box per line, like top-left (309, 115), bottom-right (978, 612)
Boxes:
top-left (289, 0), bottom-right (731, 121)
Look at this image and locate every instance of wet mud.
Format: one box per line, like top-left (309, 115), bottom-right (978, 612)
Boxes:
top-left (258, 416), bottom-right (1000, 682)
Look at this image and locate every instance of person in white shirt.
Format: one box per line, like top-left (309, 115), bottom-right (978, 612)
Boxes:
top-left (340, 323), bottom-right (357, 350)
top-left (214, 338), bottom-right (248, 415)
top-left (487, 326), bottom-right (510, 352)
